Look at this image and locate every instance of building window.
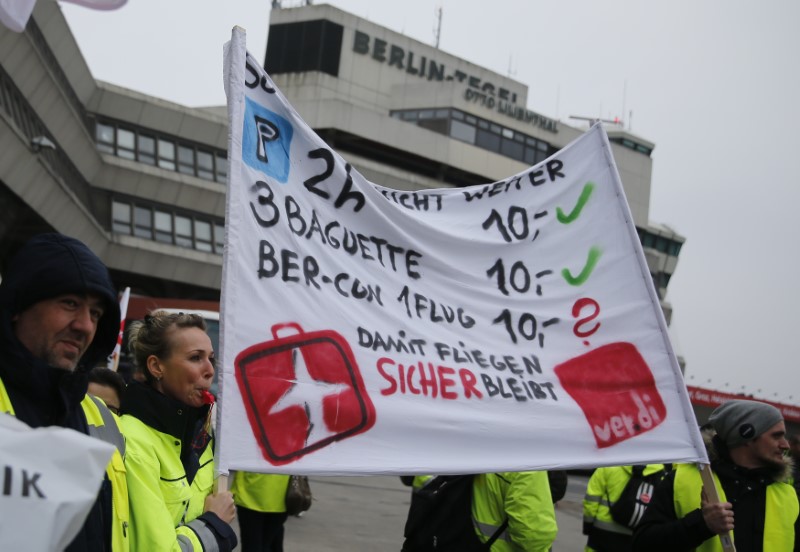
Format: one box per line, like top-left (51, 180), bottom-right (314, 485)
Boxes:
top-left (178, 145), bottom-right (195, 175)
top-left (610, 136), bottom-right (652, 157)
top-left (175, 215), bottom-right (192, 248)
top-left (117, 128), bottom-right (136, 160)
top-left (112, 200), bottom-right (131, 234)
top-left (158, 139), bottom-right (176, 170)
top-left (450, 119), bottom-right (476, 143)
top-left (154, 210), bottom-right (173, 243)
top-left (500, 138), bottom-right (525, 161)
top-left (197, 150), bottom-right (214, 180)
top-left (418, 117), bottom-right (448, 135)
top-left (637, 228), bottom-right (684, 258)
top-left (195, 220), bottom-right (213, 252)
top-left (133, 206), bottom-right (153, 239)
top-left (215, 153), bottom-right (227, 182)
top-left (96, 123), bottom-right (115, 154)
top-left (476, 128), bottom-right (501, 152)
top-left (138, 134), bottom-right (156, 166)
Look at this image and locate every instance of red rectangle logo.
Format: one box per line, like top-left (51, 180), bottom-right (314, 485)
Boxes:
top-left (554, 342), bottom-right (666, 448)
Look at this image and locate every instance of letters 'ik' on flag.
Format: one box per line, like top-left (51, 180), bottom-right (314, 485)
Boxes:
top-left (217, 28), bottom-right (707, 475)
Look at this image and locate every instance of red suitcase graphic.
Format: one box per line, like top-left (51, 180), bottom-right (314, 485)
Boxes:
top-left (235, 323), bottom-right (376, 465)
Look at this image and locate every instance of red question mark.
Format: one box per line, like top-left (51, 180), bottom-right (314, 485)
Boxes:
top-left (572, 297), bottom-right (601, 346)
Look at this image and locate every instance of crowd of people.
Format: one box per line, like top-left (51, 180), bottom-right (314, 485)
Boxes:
top-left (1, 232), bottom-right (799, 552)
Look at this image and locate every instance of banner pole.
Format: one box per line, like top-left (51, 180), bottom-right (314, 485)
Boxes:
top-left (698, 463), bottom-right (736, 552)
top-left (215, 473), bottom-right (229, 494)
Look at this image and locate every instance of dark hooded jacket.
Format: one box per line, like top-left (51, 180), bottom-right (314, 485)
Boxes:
top-left (632, 429), bottom-right (800, 552)
top-left (0, 233), bottom-right (120, 551)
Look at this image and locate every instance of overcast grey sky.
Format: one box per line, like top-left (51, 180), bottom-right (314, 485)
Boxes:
top-left (61, 0), bottom-right (800, 403)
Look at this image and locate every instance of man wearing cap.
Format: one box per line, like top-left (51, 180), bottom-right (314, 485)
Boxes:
top-left (632, 399), bottom-right (799, 551)
top-left (0, 233), bottom-right (129, 551)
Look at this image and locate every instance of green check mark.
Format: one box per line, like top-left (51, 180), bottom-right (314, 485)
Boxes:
top-left (556, 182), bottom-right (595, 224)
top-left (562, 246), bottom-right (602, 286)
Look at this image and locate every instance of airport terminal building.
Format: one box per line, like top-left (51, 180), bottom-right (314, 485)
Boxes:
top-left (0, 3), bottom-right (683, 323)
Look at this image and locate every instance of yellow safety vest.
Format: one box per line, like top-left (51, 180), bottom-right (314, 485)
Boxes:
top-left (471, 471), bottom-right (558, 552)
top-left (582, 464), bottom-right (665, 552)
top-left (231, 472), bottom-right (290, 512)
top-left (0, 377), bottom-right (129, 552)
top-left (674, 463), bottom-right (798, 552)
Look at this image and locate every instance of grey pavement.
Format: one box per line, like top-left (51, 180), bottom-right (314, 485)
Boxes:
top-left (237, 474), bottom-right (590, 551)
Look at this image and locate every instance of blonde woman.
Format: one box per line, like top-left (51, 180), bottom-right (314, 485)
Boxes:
top-left (122, 311), bottom-right (236, 551)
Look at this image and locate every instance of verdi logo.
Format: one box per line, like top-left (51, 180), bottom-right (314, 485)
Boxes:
top-left (554, 342), bottom-right (667, 448)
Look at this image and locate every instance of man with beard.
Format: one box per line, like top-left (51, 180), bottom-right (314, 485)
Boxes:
top-left (633, 399), bottom-right (799, 551)
top-left (0, 233), bottom-right (129, 551)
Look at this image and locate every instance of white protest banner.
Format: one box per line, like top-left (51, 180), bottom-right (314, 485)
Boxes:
top-left (0, 413), bottom-right (115, 550)
top-left (218, 28), bottom-right (707, 475)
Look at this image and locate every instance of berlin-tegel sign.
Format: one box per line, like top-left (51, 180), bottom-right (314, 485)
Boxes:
top-left (217, 29), bottom-right (707, 475)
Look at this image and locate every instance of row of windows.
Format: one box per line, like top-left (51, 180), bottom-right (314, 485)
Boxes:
top-left (391, 108), bottom-right (556, 166)
top-left (637, 227), bottom-right (683, 257)
top-left (112, 199), bottom-right (224, 254)
top-left (610, 136), bottom-right (653, 156)
top-left (96, 120), bottom-right (227, 183)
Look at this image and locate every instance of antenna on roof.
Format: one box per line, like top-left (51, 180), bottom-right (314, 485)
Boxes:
top-left (569, 115), bottom-right (624, 127)
top-left (434, 5), bottom-right (443, 49)
top-left (622, 79), bottom-right (627, 130)
top-left (507, 55), bottom-right (517, 78)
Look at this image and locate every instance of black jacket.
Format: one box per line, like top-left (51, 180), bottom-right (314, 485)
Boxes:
top-left (632, 433), bottom-right (800, 552)
top-left (0, 233), bottom-right (120, 551)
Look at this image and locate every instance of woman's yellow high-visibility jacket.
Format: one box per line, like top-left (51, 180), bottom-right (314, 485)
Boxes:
top-left (121, 381), bottom-right (234, 552)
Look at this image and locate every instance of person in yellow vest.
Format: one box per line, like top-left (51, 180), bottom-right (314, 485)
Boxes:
top-left (231, 472), bottom-right (291, 551)
top-left (121, 311), bottom-right (237, 551)
top-left (0, 233), bottom-right (129, 551)
top-left (633, 399), bottom-right (799, 551)
top-left (472, 471), bottom-right (558, 551)
top-left (583, 464), bottom-right (667, 551)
